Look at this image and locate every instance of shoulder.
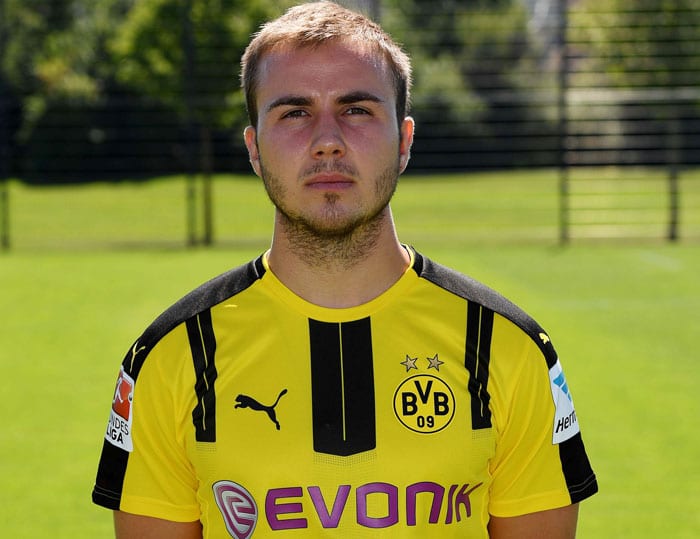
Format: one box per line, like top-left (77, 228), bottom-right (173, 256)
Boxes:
top-left (120, 255), bottom-right (266, 379)
top-left (412, 249), bottom-right (558, 367)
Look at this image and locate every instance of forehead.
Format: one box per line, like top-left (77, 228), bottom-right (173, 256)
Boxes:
top-left (256, 40), bottom-right (394, 103)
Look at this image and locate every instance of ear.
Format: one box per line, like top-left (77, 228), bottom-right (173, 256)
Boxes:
top-left (244, 125), bottom-right (262, 177)
top-left (398, 116), bottom-right (415, 173)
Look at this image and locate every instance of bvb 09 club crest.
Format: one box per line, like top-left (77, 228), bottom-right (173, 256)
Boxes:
top-left (393, 374), bottom-right (456, 434)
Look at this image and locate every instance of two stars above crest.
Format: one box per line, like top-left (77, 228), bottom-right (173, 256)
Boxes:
top-left (400, 353), bottom-right (444, 372)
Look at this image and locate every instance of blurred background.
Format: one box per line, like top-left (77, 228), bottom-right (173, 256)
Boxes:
top-left (1, 0), bottom-right (699, 249)
top-left (1, 2), bottom-right (698, 537)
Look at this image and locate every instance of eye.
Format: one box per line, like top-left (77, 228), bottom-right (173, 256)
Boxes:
top-left (345, 106), bottom-right (371, 116)
top-left (281, 109), bottom-right (309, 119)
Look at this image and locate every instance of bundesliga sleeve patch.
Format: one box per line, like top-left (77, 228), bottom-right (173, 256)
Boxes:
top-left (105, 366), bottom-right (135, 452)
top-left (548, 359), bottom-right (580, 444)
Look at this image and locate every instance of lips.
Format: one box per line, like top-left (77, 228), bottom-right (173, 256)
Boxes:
top-left (305, 173), bottom-right (354, 189)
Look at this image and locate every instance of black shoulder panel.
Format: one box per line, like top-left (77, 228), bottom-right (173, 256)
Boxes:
top-left (413, 250), bottom-right (598, 503)
top-left (412, 250), bottom-right (559, 368)
top-left (121, 255), bottom-right (266, 380)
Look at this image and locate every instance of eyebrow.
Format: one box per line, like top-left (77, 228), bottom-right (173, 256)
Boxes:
top-left (266, 91), bottom-right (384, 114)
top-left (266, 95), bottom-right (313, 113)
top-left (338, 91), bottom-right (384, 106)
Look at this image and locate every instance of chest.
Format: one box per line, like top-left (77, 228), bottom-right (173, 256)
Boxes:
top-left (183, 315), bottom-right (496, 536)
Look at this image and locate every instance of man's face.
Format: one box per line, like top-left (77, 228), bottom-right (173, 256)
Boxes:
top-left (244, 40), bottom-right (414, 238)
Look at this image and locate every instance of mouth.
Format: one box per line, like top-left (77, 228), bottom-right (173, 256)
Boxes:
top-left (305, 173), bottom-right (355, 190)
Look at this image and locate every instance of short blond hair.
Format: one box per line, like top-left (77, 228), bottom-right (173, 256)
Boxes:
top-left (241, 1), bottom-right (412, 128)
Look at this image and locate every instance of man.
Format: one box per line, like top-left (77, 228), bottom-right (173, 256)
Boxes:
top-left (92, 2), bottom-right (597, 537)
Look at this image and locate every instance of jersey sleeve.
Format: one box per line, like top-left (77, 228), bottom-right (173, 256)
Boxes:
top-left (487, 319), bottom-right (597, 517)
top-left (92, 328), bottom-right (201, 522)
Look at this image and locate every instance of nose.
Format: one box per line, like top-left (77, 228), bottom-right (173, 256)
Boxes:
top-left (311, 114), bottom-right (346, 159)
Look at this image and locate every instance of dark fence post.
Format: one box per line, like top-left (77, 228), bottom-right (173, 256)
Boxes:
top-left (0, 135), bottom-right (7, 250)
top-left (668, 168), bottom-right (679, 242)
top-left (201, 125), bottom-right (213, 246)
top-left (0, 0), bottom-right (9, 251)
top-left (0, 146), bottom-right (8, 251)
top-left (182, 0), bottom-right (198, 247)
top-left (556, 0), bottom-right (570, 245)
top-left (667, 112), bottom-right (680, 242)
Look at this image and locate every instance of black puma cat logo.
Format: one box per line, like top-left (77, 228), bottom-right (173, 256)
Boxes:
top-left (234, 389), bottom-right (288, 430)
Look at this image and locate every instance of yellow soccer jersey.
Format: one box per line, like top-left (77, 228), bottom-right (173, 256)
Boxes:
top-left (93, 248), bottom-right (597, 538)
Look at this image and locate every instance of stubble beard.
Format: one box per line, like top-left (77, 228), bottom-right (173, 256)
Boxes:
top-left (260, 159), bottom-right (401, 269)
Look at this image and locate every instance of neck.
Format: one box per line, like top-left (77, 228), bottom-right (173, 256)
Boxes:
top-left (266, 207), bottom-right (410, 308)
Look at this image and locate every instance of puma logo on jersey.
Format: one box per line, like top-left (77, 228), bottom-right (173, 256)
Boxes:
top-left (128, 341), bottom-right (146, 370)
top-left (235, 389), bottom-right (288, 430)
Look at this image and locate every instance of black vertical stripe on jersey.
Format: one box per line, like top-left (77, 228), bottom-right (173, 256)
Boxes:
top-left (92, 259), bottom-right (265, 512)
top-left (309, 318), bottom-right (376, 456)
top-left (186, 310), bottom-right (218, 443)
top-left (464, 302), bottom-right (494, 430)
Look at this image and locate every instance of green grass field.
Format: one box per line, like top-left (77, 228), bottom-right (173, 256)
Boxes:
top-left (1, 173), bottom-right (698, 537)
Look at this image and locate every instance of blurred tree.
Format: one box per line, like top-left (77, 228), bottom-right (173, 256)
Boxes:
top-left (1, 0), bottom-right (132, 144)
top-left (382, 0), bottom-right (551, 170)
top-left (109, 0), bottom-right (288, 243)
top-left (571, 0), bottom-right (700, 89)
top-left (570, 0), bottom-right (700, 165)
top-left (1, 1), bottom-right (287, 174)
